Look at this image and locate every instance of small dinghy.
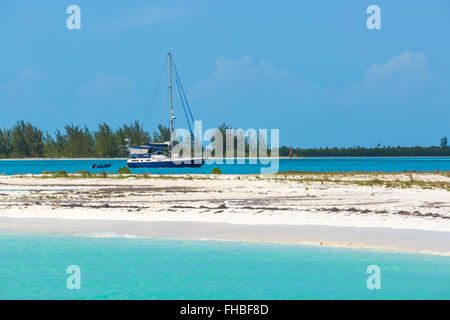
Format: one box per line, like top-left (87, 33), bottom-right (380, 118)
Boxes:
top-left (91, 163), bottom-right (111, 169)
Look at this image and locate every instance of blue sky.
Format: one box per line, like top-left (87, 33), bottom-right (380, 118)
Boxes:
top-left (0, 0), bottom-right (449, 147)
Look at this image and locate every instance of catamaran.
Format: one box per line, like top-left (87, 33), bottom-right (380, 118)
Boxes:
top-left (126, 53), bottom-right (205, 168)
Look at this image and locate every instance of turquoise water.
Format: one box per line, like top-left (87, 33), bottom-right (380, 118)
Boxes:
top-left (0, 157), bottom-right (449, 175)
top-left (0, 234), bottom-right (449, 299)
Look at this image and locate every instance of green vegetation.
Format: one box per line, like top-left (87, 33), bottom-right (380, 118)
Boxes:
top-left (441, 136), bottom-right (448, 148)
top-left (279, 138), bottom-right (450, 157)
top-left (41, 170), bottom-right (68, 178)
top-left (94, 123), bottom-right (120, 158)
top-left (0, 120), bottom-right (168, 158)
top-left (118, 167), bottom-right (131, 174)
top-left (152, 124), bottom-right (171, 143)
top-left (211, 168), bottom-right (222, 174)
top-left (11, 121), bottom-right (44, 157)
top-left (13, 169), bottom-right (450, 191)
top-left (274, 171), bottom-right (450, 190)
top-left (29, 171), bottom-right (212, 181)
top-left (0, 120), bottom-right (448, 158)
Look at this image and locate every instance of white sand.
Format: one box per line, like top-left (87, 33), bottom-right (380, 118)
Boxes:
top-left (0, 173), bottom-right (449, 254)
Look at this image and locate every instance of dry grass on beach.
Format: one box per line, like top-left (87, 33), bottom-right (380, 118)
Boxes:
top-left (9, 170), bottom-right (450, 190)
top-left (274, 171), bottom-right (450, 190)
top-left (1, 171), bottom-right (449, 254)
top-left (0, 171), bottom-right (449, 223)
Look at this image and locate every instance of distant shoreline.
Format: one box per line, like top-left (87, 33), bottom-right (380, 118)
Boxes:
top-left (0, 156), bottom-right (449, 161)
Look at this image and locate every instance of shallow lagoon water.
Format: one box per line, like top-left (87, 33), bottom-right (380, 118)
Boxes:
top-left (1, 157), bottom-right (449, 175)
top-left (0, 234), bottom-right (449, 300)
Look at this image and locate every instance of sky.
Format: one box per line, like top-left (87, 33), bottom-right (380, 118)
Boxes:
top-left (0, 0), bottom-right (449, 148)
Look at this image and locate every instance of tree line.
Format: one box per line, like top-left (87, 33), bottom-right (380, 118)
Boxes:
top-left (0, 121), bottom-right (268, 158)
top-left (0, 120), bottom-right (448, 158)
top-left (279, 138), bottom-right (450, 158)
top-left (0, 120), bottom-right (170, 158)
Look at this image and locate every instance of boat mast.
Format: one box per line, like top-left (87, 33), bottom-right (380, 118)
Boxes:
top-left (168, 53), bottom-right (174, 153)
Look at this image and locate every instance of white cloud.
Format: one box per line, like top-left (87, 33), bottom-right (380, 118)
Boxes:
top-left (189, 52), bottom-right (435, 113)
top-left (190, 56), bottom-right (309, 100)
top-left (330, 52), bottom-right (433, 106)
top-left (363, 51), bottom-right (431, 91)
top-left (207, 56), bottom-right (294, 83)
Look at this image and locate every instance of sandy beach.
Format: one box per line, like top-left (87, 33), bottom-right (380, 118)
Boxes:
top-left (0, 172), bottom-right (449, 255)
